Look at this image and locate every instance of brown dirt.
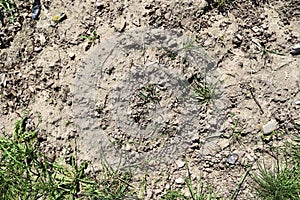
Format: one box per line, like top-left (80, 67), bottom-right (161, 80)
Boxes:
top-left (0, 0), bottom-right (299, 199)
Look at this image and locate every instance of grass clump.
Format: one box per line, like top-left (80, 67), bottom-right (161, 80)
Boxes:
top-left (251, 139), bottom-right (300, 200)
top-left (190, 75), bottom-right (216, 105)
top-left (0, 115), bottom-right (135, 199)
top-left (0, 0), bottom-right (16, 23)
top-left (252, 161), bottom-right (300, 200)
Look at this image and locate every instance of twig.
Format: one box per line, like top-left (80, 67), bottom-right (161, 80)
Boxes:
top-left (249, 86), bottom-right (264, 114)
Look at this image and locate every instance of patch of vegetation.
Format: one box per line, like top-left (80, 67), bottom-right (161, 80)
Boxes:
top-left (252, 161), bottom-right (300, 200)
top-left (162, 162), bottom-right (219, 200)
top-left (0, 0), bottom-right (16, 23)
top-left (80, 30), bottom-right (99, 43)
top-left (251, 140), bottom-right (300, 200)
top-left (139, 84), bottom-right (161, 104)
top-left (0, 115), bottom-right (135, 199)
top-left (190, 75), bottom-right (216, 105)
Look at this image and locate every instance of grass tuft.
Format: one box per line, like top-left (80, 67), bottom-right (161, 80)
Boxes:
top-left (252, 159), bottom-right (300, 200)
top-left (0, 0), bottom-right (16, 23)
top-left (0, 115), bottom-right (135, 199)
top-left (190, 75), bottom-right (216, 105)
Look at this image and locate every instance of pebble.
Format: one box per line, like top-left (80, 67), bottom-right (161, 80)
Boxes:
top-left (236, 34), bottom-right (243, 41)
top-left (218, 139), bottom-right (229, 149)
top-left (262, 119), bottom-right (278, 135)
top-left (69, 52), bottom-right (75, 60)
top-left (175, 177), bottom-right (185, 184)
top-left (95, 0), bottom-right (104, 8)
top-left (164, 12), bottom-right (171, 20)
top-left (290, 44), bottom-right (300, 55)
top-left (227, 153), bottom-right (239, 165)
top-left (175, 160), bottom-right (185, 169)
top-left (251, 26), bottom-right (260, 33)
top-left (113, 18), bottom-right (126, 32)
top-left (191, 134), bottom-right (199, 143)
top-left (132, 18), bottom-right (140, 27)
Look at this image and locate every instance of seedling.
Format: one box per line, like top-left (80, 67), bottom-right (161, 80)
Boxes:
top-left (231, 113), bottom-right (244, 137)
top-left (215, 0), bottom-right (235, 11)
top-left (261, 130), bottom-right (276, 142)
top-left (162, 161), bottom-right (219, 200)
top-left (80, 30), bottom-right (99, 43)
top-left (139, 84), bottom-right (161, 104)
top-left (217, 0), bottom-right (227, 9)
top-left (252, 40), bottom-right (285, 65)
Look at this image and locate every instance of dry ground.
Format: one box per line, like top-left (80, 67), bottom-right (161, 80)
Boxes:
top-left (0, 0), bottom-right (299, 199)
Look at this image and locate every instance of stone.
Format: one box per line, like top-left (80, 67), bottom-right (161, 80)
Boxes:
top-left (262, 119), bottom-right (278, 135)
top-left (69, 52), bottom-right (75, 60)
top-left (175, 177), bottom-right (185, 184)
top-left (175, 160), bottom-right (185, 169)
top-left (132, 18), bottom-right (140, 27)
top-left (251, 26), bottom-right (260, 33)
top-left (113, 18), bottom-right (126, 32)
top-left (95, 0), bottom-right (104, 8)
top-left (191, 134), bottom-right (199, 143)
top-left (227, 153), bottom-right (239, 165)
top-left (218, 139), bottom-right (229, 149)
top-left (291, 44), bottom-right (300, 55)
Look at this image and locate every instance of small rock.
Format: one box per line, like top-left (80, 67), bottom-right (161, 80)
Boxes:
top-left (218, 139), bottom-right (229, 149)
top-left (113, 18), bottom-right (126, 32)
top-left (175, 177), bottom-right (185, 184)
top-left (123, 143), bottom-right (132, 151)
top-left (47, 153), bottom-right (56, 162)
top-left (175, 160), bottom-right (185, 169)
top-left (191, 134), bottom-right (199, 143)
top-left (227, 153), bottom-right (239, 165)
top-left (262, 119), bottom-right (278, 135)
top-left (236, 34), bottom-right (243, 41)
top-left (295, 100), bottom-right (300, 105)
top-left (251, 26), bottom-right (260, 33)
top-left (164, 12), bottom-right (171, 20)
top-left (32, 0), bottom-right (41, 19)
top-left (69, 52), bottom-right (75, 60)
top-left (132, 18), bottom-right (140, 27)
top-left (95, 0), bottom-right (104, 8)
top-left (291, 44), bottom-right (300, 55)
top-left (261, 24), bottom-right (268, 30)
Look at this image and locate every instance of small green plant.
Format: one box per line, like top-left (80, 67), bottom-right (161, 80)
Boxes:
top-left (80, 30), bottom-right (99, 43)
top-left (139, 84), bottom-right (161, 104)
top-left (0, 0), bottom-right (16, 23)
top-left (162, 162), bottom-right (219, 200)
top-left (162, 190), bottom-right (187, 200)
top-left (163, 48), bottom-right (177, 60)
top-left (252, 40), bottom-right (285, 66)
top-left (191, 76), bottom-right (216, 105)
top-left (261, 131), bottom-right (274, 142)
top-left (185, 162), bottom-right (218, 200)
top-left (217, 0), bottom-right (227, 9)
top-left (215, 0), bottom-right (235, 11)
top-left (252, 159), bottom-right (300, 200)
top-left (228, 113), bottom-right (244, 142)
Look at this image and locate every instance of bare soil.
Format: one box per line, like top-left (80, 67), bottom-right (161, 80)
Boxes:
top-left (0, 0), bottom-right (299, 199)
